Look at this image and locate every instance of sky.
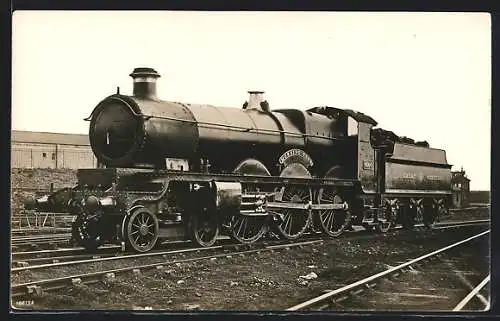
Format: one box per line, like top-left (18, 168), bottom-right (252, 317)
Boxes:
top-left (12, 11), bottom-right (491, 190)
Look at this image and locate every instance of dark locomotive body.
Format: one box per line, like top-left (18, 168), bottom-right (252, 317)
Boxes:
top-left (25, 68), bottom-right (452, 252)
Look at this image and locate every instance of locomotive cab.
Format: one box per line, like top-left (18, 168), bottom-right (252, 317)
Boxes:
top-left (306, 106), bottom-right (378, 188)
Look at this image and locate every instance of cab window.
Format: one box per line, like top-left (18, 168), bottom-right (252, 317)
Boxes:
top-left (347, 117), bottom-right (358, 136)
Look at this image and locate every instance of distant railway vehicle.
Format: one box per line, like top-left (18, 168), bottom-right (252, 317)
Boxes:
top-left (25, 68), bottom-right (452, 252)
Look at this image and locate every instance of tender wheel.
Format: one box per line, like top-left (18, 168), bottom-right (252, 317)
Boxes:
top-left (436, 199), bottom-right (449, 219)
top-left (375, 200), bottom-right (397, 233)
top-left (271, 186), bottom-right (312, 240)
top-left (401, 204), bottom-right (417, 230)
top-left (71, 213), bottom-right (103, 251)
top-left (191, 211), bottom-right (219, 247)
top-left (423, 202), bottom-right (438, 228)
top-left (314, 188), bottom-right (351, 237)
top-left (125, 208), bottom-right (159, 252)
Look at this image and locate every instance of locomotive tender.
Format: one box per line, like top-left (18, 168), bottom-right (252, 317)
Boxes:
top-left (25, 67), bottom-right (452, 252)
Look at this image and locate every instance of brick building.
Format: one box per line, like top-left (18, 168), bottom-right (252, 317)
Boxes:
top-left (11, 130), bottom-right (98, 169)
top-left (451, 168), bottom-right (470, 208)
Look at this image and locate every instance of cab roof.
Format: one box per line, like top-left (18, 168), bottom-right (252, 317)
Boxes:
top-left (307, 106), bottom-right (378, 126)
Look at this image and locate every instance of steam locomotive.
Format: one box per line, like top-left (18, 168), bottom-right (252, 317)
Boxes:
top-left (24, 67), bottom-right (452, 252)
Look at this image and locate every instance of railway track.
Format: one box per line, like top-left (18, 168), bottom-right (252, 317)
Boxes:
top-left (11, 233), bottom-right (72, 251)
top-left (11, 220), bottom-right (490, 299)
top-left (453, 275), bottom-right (490, 311)
top-left (449, 205), bottom-right (489, 212)
top-left (287, 229), bottom-right (490, 311)
top-left (11, 239), bottom-right (240, 272)
top-left (11, 233), bottom-right (71, 242)
top-left (11, 219), bottom-right (490, 267)
top-left (11, 227), bottom-right (72, 236)
top-left (11, 239), bottom-right (323, 298)
top-left (12, 244), bottom-right (122, 260)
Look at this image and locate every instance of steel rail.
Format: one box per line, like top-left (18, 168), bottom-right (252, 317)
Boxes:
top-left (11, 234), bottom-right (71, 242)
top-left (10, 219), bottom-right (490, 261)
top-left (11, 238), bottom-right (70, 248)
top-left (12, 244), bottom-right (120, 258)
top-left (11, 233), bottom-right (322, 272)
top-left (11, 228), bottom-right (72, 234)
top-left (432, 220), bottom-right (490, 230)
top-left (11, 239), bottom-right (323, 298)
top-left (13, 252), bottom-right (119, 266)
top-left (11, 221), bottom-right (490, 297)
top-left (452, 275), bottom-right (490, 311)
top-left (12, 244), bottom-right (224, 272)
top-left (287, 229), bottom-right (490, 311)
top-left (11, 238), bottom-right (71, 248)
top-left (449, 206), bottom-right (490, 212)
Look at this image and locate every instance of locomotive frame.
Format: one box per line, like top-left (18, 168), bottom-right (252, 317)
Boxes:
top-left (70, 167), bottom-right (358, 252)
top-left (24, 67), bottom-right (453, 253)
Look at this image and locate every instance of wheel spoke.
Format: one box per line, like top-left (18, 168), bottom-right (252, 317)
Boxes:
top-left (316, 189), bottom-right (349, 237)
top-left (321, 210), bottom-right (330, 225)
top-left (242, 217), bottom-right (248, 238)
top-left (237, 218), bottom-right (244, 237)
top-left (325, 211), bottom-right (333, 231)
top-left (283, 213), bottom-right (291, 232)
top-left (233, 218), bottom-right (242, 234)
top-left (126, 210), bottom-right (159, 252)
top-left (287, 213), bottom-right (294, 235)
top-left (274, 186), bottom-right (311, 240)
top-left (322, 209), bottom-right (329, 223)
top-left (237, 217), bottom-right (245, 236)
top-left (327, 211), bottom-right (335, 231)
top-left (322, 196), bottom-right (333, 204)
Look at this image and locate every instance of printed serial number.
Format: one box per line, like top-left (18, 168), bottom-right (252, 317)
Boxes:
top-left (13, 300), bottom-right (34, 307)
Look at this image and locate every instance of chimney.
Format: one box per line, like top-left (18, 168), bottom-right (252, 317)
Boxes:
top-left (129, 67), bottom-right (161, 100)
top-left (243, 91), bottom-right (270, 112)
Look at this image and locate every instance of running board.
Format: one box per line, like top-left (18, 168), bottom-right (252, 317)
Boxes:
top-left (266, 202), bottom-right (348, 211)
top-left (237, 202), bottom-right (348, 217)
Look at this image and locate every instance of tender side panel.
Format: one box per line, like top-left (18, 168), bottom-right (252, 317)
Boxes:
top-left (385, 161), bottom-right (452, 193)
top-left (391, 143), bottom-right (448, 164)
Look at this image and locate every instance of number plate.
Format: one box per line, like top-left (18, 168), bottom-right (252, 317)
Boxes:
top-left (165, 158), bottom-right (189, 171)
top-left (363, 160), bottom-right (373, 170)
